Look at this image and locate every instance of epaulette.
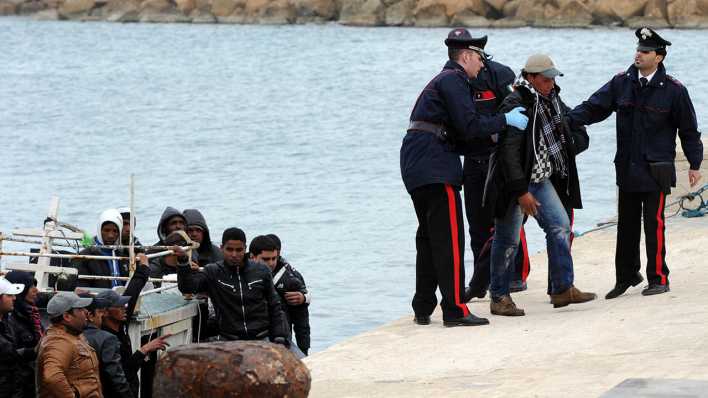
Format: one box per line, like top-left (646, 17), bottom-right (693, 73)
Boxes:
top-left (665, 75), bottom-right (684, 87)
top-left (615, 70), bottom-right (629, 79)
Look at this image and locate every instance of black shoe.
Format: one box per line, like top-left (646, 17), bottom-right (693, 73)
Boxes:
top-left (641, 283), bottom-right (670, 296)
top-left (443, 314), bottom-right (490, 327)
top-left (509, 280), bottom-right (527, 293)
top-left (605, 273), bottom-right (644, 299)
top-left (463, 286), bottom-right (487, 302)
top-left (413, 315), bottom-right (431, 325)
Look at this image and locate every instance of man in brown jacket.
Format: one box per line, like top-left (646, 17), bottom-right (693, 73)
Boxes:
top-left (37, 292), bottom-right (103, 398)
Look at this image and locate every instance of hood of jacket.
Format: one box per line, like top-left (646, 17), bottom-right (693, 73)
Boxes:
top-left (183, 209), bottom-right (213, 253)
top-left (157, 207), bottom-right (186, 243)
top-left (96, 208), bottom-right (123, 246)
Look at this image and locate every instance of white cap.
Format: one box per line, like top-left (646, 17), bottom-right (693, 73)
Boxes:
top-left (0, 278), bottom-right (25, 295)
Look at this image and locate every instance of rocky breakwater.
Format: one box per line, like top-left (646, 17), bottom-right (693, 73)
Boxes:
top-left (1, 0), bottom-right (708, 27)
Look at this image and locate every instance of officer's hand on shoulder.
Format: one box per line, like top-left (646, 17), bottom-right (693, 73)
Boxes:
top-left (505, 107), bottom-right (529, 131)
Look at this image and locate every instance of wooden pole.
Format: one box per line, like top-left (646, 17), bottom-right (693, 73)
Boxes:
top-left (129, 174), bottom-right (136, 275)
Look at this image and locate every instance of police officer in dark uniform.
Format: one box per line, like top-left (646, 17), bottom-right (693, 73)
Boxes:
top-left (567, 27), bottom-right (703, 298)
top-left (400, 28), bottom-right (529, 327)
top-left (461, 34), bottom-right (532, 301)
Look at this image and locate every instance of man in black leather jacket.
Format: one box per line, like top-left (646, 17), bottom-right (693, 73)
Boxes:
top-left (177, 228), bottom-right (289, 345)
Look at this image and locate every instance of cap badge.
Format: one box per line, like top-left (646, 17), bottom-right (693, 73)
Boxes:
top-left (640, 27), bottom-right (652, 40)
top-left (455, 30), bottom-right (462, 36)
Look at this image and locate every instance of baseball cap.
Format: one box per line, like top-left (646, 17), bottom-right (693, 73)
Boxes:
top-left (77, 292), bottom-right (112, 311)
top-left (96, 290), bottom-right (130, 308)
top-left (47, 292), bottom-right (93, 317)
top-left (523, 54), bottom-right (564, 78)
top-left (0, 278), bottom-right (24, 295)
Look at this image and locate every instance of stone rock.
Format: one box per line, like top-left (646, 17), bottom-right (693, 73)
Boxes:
top-left (515, 0), bottom-right (544, 21)
top-left (451, 10), bottom-right (490, 25)
top-left (667, 0), bottom-right (708, 26)
top-left (644, 0), bottom-right (667, 19)
top-left (502, 0), bottom-right (519, 17)
top-left (175, 0), bottom-right (196, 14)
top-left (211, 0), bottom-right (241, 16)
top-left (293, 0), bottom-right (336, 21)
top-left (384, 0), bottom-right (414, 25)
top-left (245, 0), bottom-right (295, 23)
top-left (58, 0), bottom-right (95, 17)
top-left (18, 0), bottom-right (46, 14)
top-left (33, 7), bottom-right (60, 18)
top-left (610, 0), bottom-right (647, 19)
top-left (483, 0), bottom-right (505, 13)
top-left (140, 9), bottom-right (192, 21)
top-left (413, 0), bottom-right (449, 26)
top-left (140, 0), bottom-right (172, 12)
top-left (625, 16), bottom-right (671, 28)
top-left (189, 7), bottom-right (216, 21)
top-left (153, 341), bottom-right (310, 398)
top-left (0, 2), bottom-right (17, 15)
top-left (217, 13), bottom-right (246, 22)
top-left (104, 0), bottom-right (140, 21)
top-left (590, 0), bottom-right (622, 24)
top-left (339, 0), bottom-right (384, 25)
top-left (550, 0), bottom-right (592, 26)
top-left (490, 16), bottom-right (525, 26)
top-left (195, 0), bottom-right (211, 9)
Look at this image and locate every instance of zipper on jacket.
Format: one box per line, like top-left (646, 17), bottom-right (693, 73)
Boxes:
top-left (236, 269), bottom-right (248, 335)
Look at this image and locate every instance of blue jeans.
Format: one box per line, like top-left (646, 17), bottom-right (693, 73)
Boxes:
top-left (490, 179), bottom-right (574, 297)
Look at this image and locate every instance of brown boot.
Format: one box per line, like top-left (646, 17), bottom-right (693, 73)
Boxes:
top-left (550, 285), bottom-right (597, 308)
top-left (490, 295), bottom-right (525, 316)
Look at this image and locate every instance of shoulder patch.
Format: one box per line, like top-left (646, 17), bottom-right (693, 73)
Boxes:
top-left (665, 75), bottom-right (684, 87)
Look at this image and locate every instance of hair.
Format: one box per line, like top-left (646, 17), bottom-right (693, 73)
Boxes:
top-left (521, 71), bottom-right (537, 79)
top-left (50, 314), bottom-right (64, 324)
top-left (222, 227), bottom-right (246, 245)
top-left (448, 47), bottom-right (465, 61)
top-left (265, 234), bottom-right (282, 251)
top-left (249, 235), bottom-right (278, 256)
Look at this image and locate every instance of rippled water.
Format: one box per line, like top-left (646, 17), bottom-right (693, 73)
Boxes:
top-left (1, 19), bottom-right (706, 352)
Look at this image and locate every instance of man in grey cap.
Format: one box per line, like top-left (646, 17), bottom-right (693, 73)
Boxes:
top-left (486, 54), bottom-right (596, 315)
top-left (37, 291), bottom-right (103, 397)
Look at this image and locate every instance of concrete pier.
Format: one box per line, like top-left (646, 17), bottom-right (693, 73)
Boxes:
top-left (304, 139), bottom-right (708, 398)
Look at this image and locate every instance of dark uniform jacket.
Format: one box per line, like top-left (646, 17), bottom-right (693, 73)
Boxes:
top-left (177, 259), bottom-right (289, 341)
top-left (0, 315), bottom-right (25, 398)
top-left (568, 64), bottom-right (702, 192)
top-left (462, 59), bottom-right (516, 164)
top-left (272, 259), bottom-right (310, 354)
top-left (101, 264), bottom-right (150, 398)
top-left (400, 60), bottom-right (508, 193)
top-left (489, 82), bottom-right (589, 217)
top-left (83, 324), bottom-right (134, 398)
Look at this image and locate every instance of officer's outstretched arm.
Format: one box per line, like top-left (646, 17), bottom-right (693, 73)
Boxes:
top-left (567, 79), bottom-right (617, 128)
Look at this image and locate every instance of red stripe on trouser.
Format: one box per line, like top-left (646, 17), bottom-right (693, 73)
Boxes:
top-left (445, 185), bottom-right (469, 316)
top-left (655, 192), bottom-right (667, 285)
top-left (520, 227), bottom-right (530, 281)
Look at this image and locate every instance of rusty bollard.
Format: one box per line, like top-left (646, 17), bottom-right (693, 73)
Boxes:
top-left (153, 341), bottom-right (311, 398)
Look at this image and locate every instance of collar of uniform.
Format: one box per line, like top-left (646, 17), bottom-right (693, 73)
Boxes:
top-left (444, 60), bottom-right (468, 80)
top-left (627, 63), bottom-right (667, 87)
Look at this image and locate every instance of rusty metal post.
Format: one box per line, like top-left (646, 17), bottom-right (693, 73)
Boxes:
top-left (153, 341), bottom-right (311, 398)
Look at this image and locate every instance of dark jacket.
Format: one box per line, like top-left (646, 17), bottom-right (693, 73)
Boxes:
top-left (83, 324), bottom-right (134, 398)
top-left (489, 80), bottom-right (589, 216)
top-left (272, 258), bottom-right (310, 355)
top-left (1, 315), bottom-right (24, 398)
top-left (72, 246), bottom-right (130, 289)
top-left (462, 59), bottom-right (516, 164)
top-left (183, 209), bottom-right (224, 266)
top-left (400, 60), bottom-right (508, 193)
top-left (4, 271), bottom-right (43, 398)
top-left (177, 259), bottom-right (289, 341)
top-left (567, 64), bottom-right (703, 192)
top-left (101, 264), bottom-right (150, 397)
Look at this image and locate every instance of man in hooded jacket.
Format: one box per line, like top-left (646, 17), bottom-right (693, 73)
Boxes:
top-left (73, 208), bottom-right (127, 289)
top-left (149, 207), bottom-right (192, 279)
top-left (184, 209), bottom-right (223, 266)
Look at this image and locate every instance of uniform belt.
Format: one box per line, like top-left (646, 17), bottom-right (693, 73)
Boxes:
top-left (408, 121), bottom-right (445, 136)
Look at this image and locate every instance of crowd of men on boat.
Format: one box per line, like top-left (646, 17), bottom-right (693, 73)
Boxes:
top-left (401, 26), bottom-right (703, 326)
top-left (0, 206), bottom-right (311, 397)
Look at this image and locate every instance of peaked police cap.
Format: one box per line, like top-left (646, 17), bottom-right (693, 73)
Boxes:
top-left (444, 28), bottom-right (489, 56)
top-left (636, 27), bottom-right (671, 52)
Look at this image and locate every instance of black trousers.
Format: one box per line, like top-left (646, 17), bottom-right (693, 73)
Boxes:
top-left (411, 183), bottom-right (470, 320)
top-left (616, 190), bottom-right (669, 286)
top-left (463, 159), bottom-right (530, 291)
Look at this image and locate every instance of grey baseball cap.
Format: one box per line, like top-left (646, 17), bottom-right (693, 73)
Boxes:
top-left (523, 54), bottom-right (563, 78)
top-left (47, 292), bottom-right (93, 317)
top-left (96, 290), bottom-right (130, 308)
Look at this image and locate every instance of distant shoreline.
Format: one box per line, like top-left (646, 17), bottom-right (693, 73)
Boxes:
top-left (1, 0), bottom-right (707, 28)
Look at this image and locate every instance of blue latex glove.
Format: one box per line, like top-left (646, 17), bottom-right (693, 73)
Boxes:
top-left (504, 107), bottom-right (529, 131)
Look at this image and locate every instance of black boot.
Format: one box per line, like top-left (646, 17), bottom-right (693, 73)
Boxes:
top-left (413, 315), bottom-right (431, 325)
top-left (641, 283), bottom-right (670, 296)
top-left (443, 313), bottom-right (490, 327)
top-left (605, 273), bottom-right (644, 299)
top-left (463, 286), bottom-right (487, 302)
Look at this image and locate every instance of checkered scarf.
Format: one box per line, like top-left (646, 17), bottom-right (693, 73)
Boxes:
top-left (514, 76), bottom-right (568, 182)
